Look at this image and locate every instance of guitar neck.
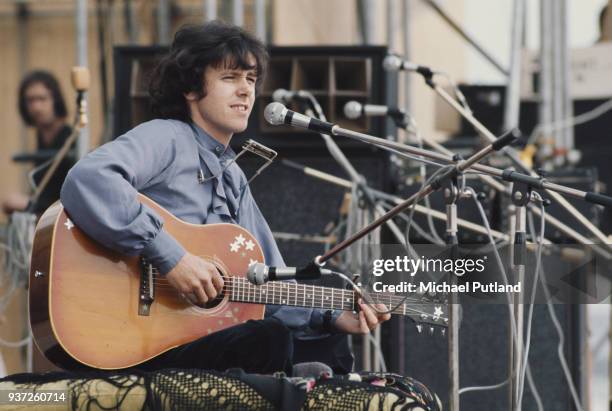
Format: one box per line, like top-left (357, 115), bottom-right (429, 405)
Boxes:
top-left (227, 277), bottom-right (419, 317)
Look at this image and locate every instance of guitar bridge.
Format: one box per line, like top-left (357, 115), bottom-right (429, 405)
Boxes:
top-left (139, 258), bottom-right (155, 316)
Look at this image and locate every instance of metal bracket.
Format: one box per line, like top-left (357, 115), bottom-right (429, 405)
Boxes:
top-left (511, 181), bottom-right (532, 207)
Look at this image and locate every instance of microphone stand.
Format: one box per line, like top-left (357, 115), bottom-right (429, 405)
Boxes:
top-left (508, 179), bottom-right (530, 411)
top-left (310, 128), bottom-right (516, 411)
top-left (411, 69), bottom-right (612, 251)
top-left (266, 102), bottom-right (612, 260)
top-left (300, 94), bottom-right (408, 248)
top-left (384, 107), bottom-right (591, 410)
top-left (284, 154), bottom-right (569, 411)
top-left (332, 130), bottom-right (501, 411)
top-left (267, 102), bottom-right (612, 409)
top-left (404, 69), bottom-right (596, 410)
top-left (441, 172), bottom-right (462, 411)
top-left (354, 113), bottom-right (612, 261)
top-left (282, 158), bottom-right (518, 244)
top-left (300, 94), bottom-right (405, 372)
top-left (388, 108), bottom-right (611, 261)
top-left (308, 93), bottom-right (476, 386)
top-left (294, 124), bottom-right (612, 266)
top-left (279, 108), bottom-right (606, 409)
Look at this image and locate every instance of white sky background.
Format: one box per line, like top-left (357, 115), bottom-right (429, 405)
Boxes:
top-left (463, 0), bottom-right (609, 83)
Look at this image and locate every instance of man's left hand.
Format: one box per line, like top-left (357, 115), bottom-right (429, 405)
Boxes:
top-left (333, 299), bottom-right (392, 335)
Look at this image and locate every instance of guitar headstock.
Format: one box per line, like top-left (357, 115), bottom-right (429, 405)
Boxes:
top-left (403, 301), bottom-right (448, 330)
top-left (365, 292), bottom-right (448, 335)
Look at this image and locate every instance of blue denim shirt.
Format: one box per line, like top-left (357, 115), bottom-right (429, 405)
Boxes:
top-left (60, 119), bottom-right (340, 335)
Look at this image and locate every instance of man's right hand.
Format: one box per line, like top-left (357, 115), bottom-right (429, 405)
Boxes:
top-left (165, 253), bottom-right (225, 306)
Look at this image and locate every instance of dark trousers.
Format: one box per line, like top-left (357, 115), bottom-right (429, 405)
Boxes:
top-left (136, 318), bottom-right (294, 375)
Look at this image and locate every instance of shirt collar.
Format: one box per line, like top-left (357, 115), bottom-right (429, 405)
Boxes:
top-left (190, 122), bottom-right (236, 160)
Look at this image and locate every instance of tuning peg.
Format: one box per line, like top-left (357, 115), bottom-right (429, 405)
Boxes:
top-left (441, 329), bottom-right (446, 337)
top-left (416, 324), bottom-right (423, 333)
top-left (429, 327), bottom-right (434, 335)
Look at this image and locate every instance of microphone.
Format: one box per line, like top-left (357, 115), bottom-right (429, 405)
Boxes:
top-left (264, 102), bottom-right (335, 134)
top-left (71, 66), bottom-right (90, 92)
top-left (383, 55), bottom-right (436, 77)
top-left (247, 262), bottom-right (332, 285)
top-left (343, 101), bottom-right (409, 128)
top-left (272, 88), bottom-right (311, 104)
top-left (71, 66), bottom-right (90, 127)
top-left (343, 101), bottom-right (406, 119)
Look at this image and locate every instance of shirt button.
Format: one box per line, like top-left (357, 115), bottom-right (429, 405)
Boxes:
top-left (215, 146), bottom-right (222, 153)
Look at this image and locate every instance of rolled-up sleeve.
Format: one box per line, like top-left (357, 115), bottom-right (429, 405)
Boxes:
top-left (60, 120), bottom-right (186, 275)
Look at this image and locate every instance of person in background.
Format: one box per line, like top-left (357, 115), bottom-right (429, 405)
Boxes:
top-left (2, 70), bottom-right (74, 215)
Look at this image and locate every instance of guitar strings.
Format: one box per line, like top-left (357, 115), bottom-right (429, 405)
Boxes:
top-left (150, 277), bottom-right (433, 307)
top-left (151, 288), bottom-right (441, 320)
top-left (141, 277), bottom-right (445, 320)
top-left (149, 276), bottom-right (438, 307)
top-left (149, 269), bottom-right (441, 308)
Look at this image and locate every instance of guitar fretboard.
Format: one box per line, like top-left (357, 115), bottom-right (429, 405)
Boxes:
top-left (228, 277), bottom-right (355, 311)
top-left (226, 277), bottom-right (437, 321)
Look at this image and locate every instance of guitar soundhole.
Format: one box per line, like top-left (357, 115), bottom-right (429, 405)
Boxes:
top-left (200, 286), bottom-right (225, 309)
top-left (193, 265), bottom-right (227, 309)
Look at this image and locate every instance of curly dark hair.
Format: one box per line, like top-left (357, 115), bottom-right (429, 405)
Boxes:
top-left (149, 20), bottom-right (269, 122)
top-left (18, 70), bottom-right (68, 126)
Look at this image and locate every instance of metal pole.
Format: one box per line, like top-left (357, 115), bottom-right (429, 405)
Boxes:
top-left (373, 327), bottom-right (381, 371)
top-left (124, 0), bottom-right (138, 43)
top-left (403, 0), bottom-right (412, 113)
top-left (560, 0), bottom-right (574, 157)
top-left (362, 334), bottom-right (372, 370)
top-left (157, 0), bottom-right (170, 45)
top-left (233, 0), bottom-right (244, 26)
top-left (446, 199), bottom-right (460, 411)
top-left (508, 205), bottom-right (525, 411)
top-left (75, 0), bottom-right (89, 160)
top-left (552, 0), bottom-right (564, 166)
top-left (397, 0), bottom-right (413, 376)
top-left (387, 0), bottom-right (398, 52)
top-left (538, 0), bottom-right (553, 166)
top-left (385, 0), bottom-right (399, 142)
top-left (362, 0), bottom-right (376, 45)
top-left (503, 0), bottom-right (525, 131)
top-left (75, 1), bottom-right (87, 74)
top-left (205, 0), bottom-right (217, 21)
top-left (16, 1), bottom-right (29, 154)
top-left (255, 0), bottom-right (266, 42)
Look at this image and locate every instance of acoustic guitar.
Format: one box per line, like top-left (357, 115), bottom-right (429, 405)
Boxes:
top-left (29, 195), bottom-right (447, 370)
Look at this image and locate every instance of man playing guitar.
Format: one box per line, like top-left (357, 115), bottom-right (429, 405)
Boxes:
top-left (59, 21), bottom-right (390, 374)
